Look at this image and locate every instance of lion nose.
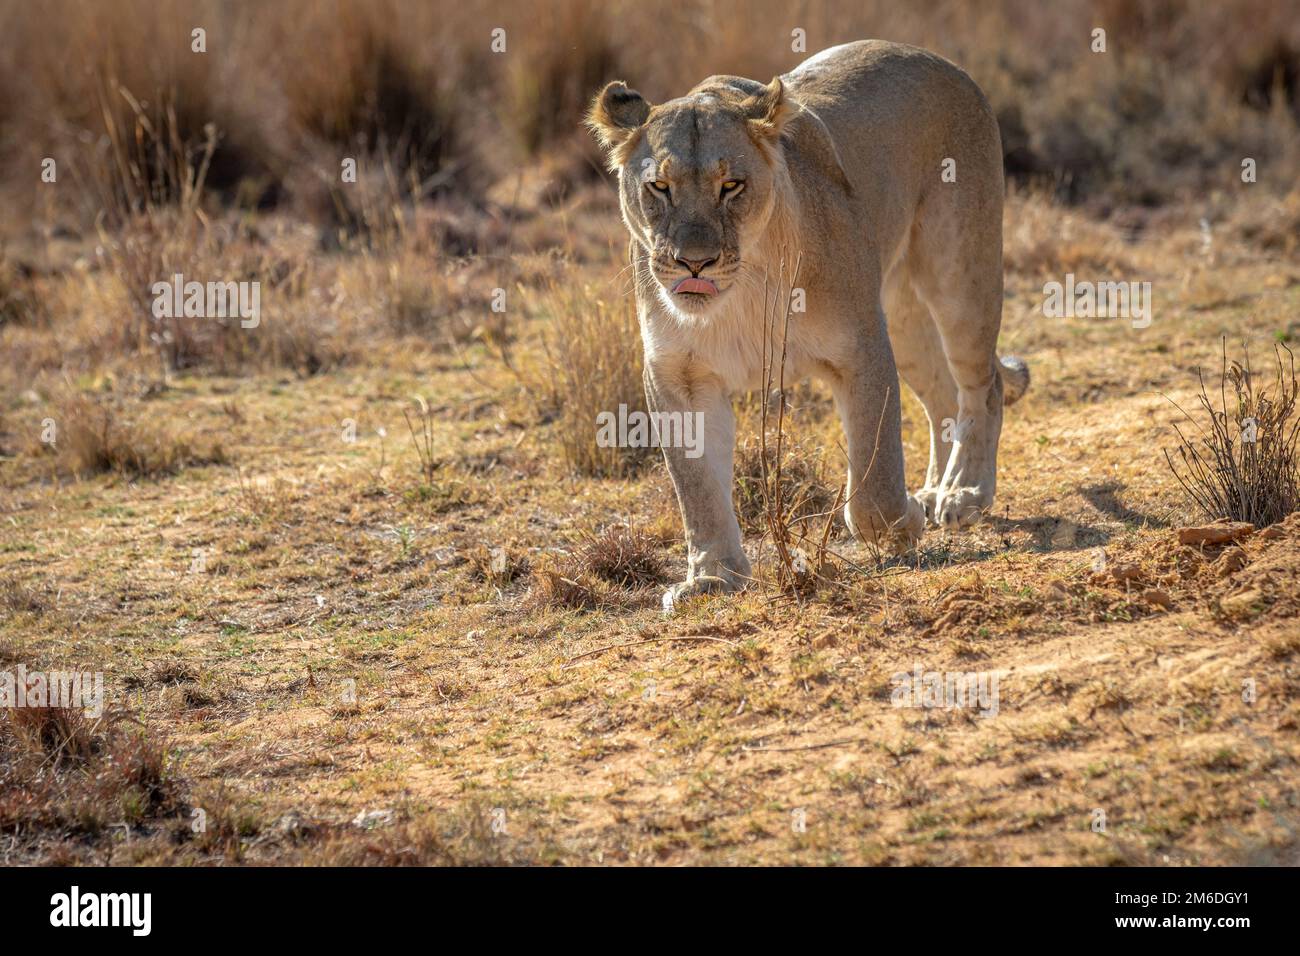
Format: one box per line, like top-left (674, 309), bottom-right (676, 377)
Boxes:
top-left (674, 255), bottom-right (718, 276)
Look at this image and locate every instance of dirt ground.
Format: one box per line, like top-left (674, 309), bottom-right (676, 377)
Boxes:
top-left (2, 185), bottom-right (1299, 865)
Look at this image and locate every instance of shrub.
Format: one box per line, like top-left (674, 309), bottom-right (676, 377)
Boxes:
top-left (44, 392), bottom-right (228, 480)
top-left (1165, 340), bottom-right (1300, 527)
top-left (533, 279), bottom-right (648, 479)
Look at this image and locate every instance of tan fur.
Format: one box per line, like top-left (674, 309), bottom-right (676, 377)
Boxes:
top-left (588, 41), bottom-right (1029, 601)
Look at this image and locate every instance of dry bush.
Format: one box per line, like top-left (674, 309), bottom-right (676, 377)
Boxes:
top-left (735, 258), bottom-right (846, 597)
top-left (95, 212), bottom-right (356, 376)
top-left (0, 262), bottom-right (48, 328)
top-left (734, 434), bottom-right (840, 538)
top-left (531, 278), bottom-right (648, 478)
top-left (468, 545), bottom-right (528, 588)
top-left (284, 2), bottom-right (460, 174)
top-left (103, 212), bottom-right (208, 374)
top-left (1165, 340), bottom-right (1300, 527)
top-left (280, 0), bottom-right (493, 236)
top-left (575, 524), bottom-right (667, 588)
top-left (367, 253), bottom-right (489, 343)
top-left (5, 705), bottom-right (100, 767)
top-left (524, 539), bottom-right (664, 611)
top-left (1001, 190), bottom-right (1138, 277)
top-left (379, 256), bottom-right (443, 336)
top-left (504, 0), bottom-right (621, 154)
top-left (402, 396), bottom-right (440, 487)
top-left (0, 578), bottom-right (49, 616)
top-left (184, 783), bottom-right (264, 859)
top-left (1, 0), bottom-right (284, 226)
top-left (524, 524), bottom-right (667, 611)
top-left (41, 392), bottom-right (228, 480)
top-left (0, 705), bottom-right (181, 838)
top-left (1230, 187), bottom-right (1300, 256)
top-left (527, 557), bottom-right (603, 612)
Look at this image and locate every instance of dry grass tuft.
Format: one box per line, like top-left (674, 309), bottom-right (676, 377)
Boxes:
top-left (0, 705), bottom-right (181, 840)
top-left (744, 257), bottom-right (846, 597)
top-left (42, 392), bottom-right (228, 480)
top-left (0, 578), bottom-right (49, 616)
top-left (6, 705), bottom-right (101, 767)
top-left (0, 262), bottom-right (48, 328)
top-left (532, 279), bottom-right (647, 478)
top-left (1164, 340), bottom-right (1300, 527)
top-left (575, 524), bottom-right (667, 588)
top-left (528, 557), bottom-right (604, 612)
top-left (401, 395), bottom-right (441, 487)
top-left (468, 545), bottom-right (528, 588)
top-left (734, 436), bottom-right (840, 537)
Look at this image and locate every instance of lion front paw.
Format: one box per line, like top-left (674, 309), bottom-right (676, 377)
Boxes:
top-left (846, 495), bottom-right (925, 555)
top-left (890, 495), bottom-right (927, 552)
top-left (934, 486), bottom-right (992, 530)
top-left (914, 487), bottom-right (942, 527)
top-left (662, 574), bottom-right (744, 612)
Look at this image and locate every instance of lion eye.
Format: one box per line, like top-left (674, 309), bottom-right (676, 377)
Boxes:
top-left (720, 180), bottom-right (744, 198)
top-left (648, 180), bottom-right (670, 194)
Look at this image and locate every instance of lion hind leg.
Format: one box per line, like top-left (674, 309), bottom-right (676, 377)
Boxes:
top-left (882, 270), bottom-right (959, 527)
top-left (905, 206), bottom-right (1005, 531)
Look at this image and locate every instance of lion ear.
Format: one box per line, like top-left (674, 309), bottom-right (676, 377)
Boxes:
top-left (586, 82), bottom-right (652, 167)
top-left (745, 76), bottom-right (794, 142)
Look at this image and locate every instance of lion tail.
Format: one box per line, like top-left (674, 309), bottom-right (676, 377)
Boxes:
top-left (999, 355), bottom-right (1030, 407)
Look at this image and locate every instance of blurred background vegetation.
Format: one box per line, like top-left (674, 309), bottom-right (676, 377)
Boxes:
top-left (1, 0), bottom-right (1298, 231)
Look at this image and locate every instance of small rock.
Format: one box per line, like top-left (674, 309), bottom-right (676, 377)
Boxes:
top-left (1044, 579), bottom-right (1070, 603)
top-left (273, 811), bottom-right (311, 838)
top-left (1139, 588), bottom-right (1173, 609)
top-left (1177, 522), bottom-right (1255, 546)
top-left (352, 809), bottom-right (395, 830)
top-left (1219, 588), bottom-right (1264, 616)
top-left (812, 630), bottom-right (838, 649)
top-left (1213, 546), bottom-right (1249, 578)
top-left (1110, 563), bottom-right (1144, 583)
top-left (1092, 562), bottom-right (1144, 587)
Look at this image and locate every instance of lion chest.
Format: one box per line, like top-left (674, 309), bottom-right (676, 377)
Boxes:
top-left (642, 296), bottom-right (828, 395)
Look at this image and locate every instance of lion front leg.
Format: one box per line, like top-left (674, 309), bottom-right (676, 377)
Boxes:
top-left (644, 363), bottom-right (751, 604)
top-left (828, 338), bottom-right (925, 555)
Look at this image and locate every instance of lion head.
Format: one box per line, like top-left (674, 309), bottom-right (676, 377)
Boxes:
top-left (587, 76), bottom-right (794, 317)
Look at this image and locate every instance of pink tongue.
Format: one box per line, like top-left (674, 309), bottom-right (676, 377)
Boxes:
top-left (672, 276), bottom-right (719, 296)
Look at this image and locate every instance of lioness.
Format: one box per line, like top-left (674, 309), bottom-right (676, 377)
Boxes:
top-left (587, 40), bottom-right (1029, 602)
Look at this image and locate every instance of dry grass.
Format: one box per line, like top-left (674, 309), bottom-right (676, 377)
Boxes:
top-left (0, 578), bottom-right (49, 615)
top-left (1165, 341), bottom-right (1300, 526)
top-left (0, 261), bottom-right (47, 328)
top-left (575, 524), bottom-right (668, 588)
top-left (38, 391), bottom-right (228, 480)
top-left (2, 0), bottom-right (1300, 868)
top-left (0, 705), bottom-right (181, 847)
top-left (527, 557), bottom-right (604, 612)
top-left (530, 277), bottom-right (647, 478)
